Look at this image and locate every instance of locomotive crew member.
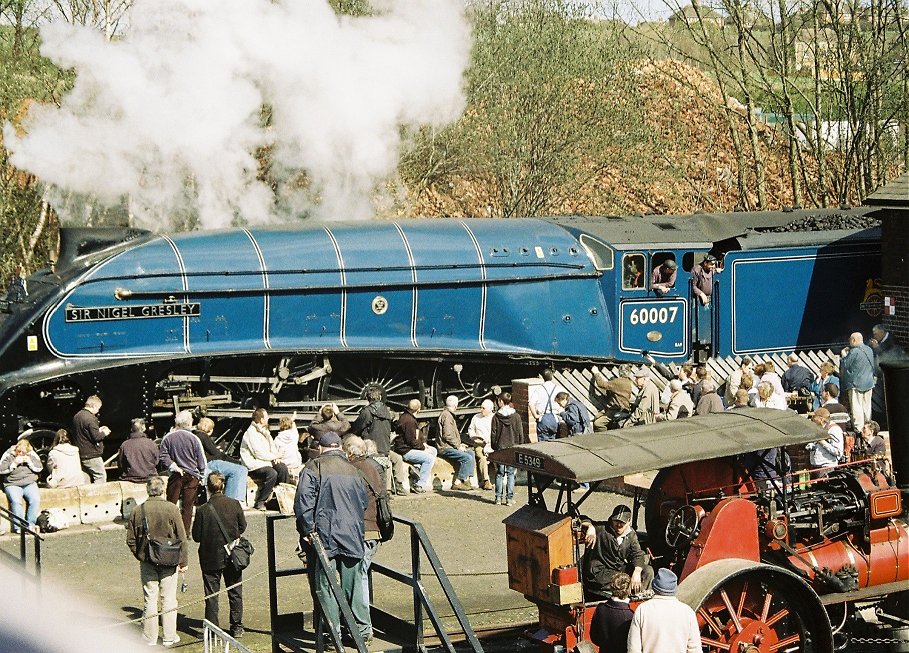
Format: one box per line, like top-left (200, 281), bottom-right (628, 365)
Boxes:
top-left (72, 395), bottom-right (112, 484)
top-left (691, 253), bottom-right (719, 306)
top-left (650, 259), bottom-right (677, 296)
top-left (580, 504), bottom-right (653, 600)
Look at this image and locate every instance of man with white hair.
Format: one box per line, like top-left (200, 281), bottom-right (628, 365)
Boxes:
top-left (159, 410), bottom-right (207, 534)
top-left (694, 379), bottom-right (725, 415)
top-left (467, 399), bottom-right (495, 491)
top-left (840, 332), bottom-right (875, 430)
top-left (436, 395), bottom-right (476, 491)
top-left (657, 380), bottom-right (694, 421)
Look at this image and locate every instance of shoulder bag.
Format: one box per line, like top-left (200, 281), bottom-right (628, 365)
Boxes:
top-left (141, 504), bottom-right (183, 567)
top-left (209, 502), bottom-right (254, 571)
top-left (357, 468), bottom-right (394, 543)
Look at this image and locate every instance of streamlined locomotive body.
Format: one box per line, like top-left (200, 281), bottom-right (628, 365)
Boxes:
top-left (0, 207), bottom-right (883, 451)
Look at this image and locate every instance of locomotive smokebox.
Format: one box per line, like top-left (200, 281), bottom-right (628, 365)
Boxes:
top-left (881, 360), bottom-right (909, 493)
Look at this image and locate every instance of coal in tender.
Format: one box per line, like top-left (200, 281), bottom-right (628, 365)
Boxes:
top-left (758, 212), bottom-right (881, 233)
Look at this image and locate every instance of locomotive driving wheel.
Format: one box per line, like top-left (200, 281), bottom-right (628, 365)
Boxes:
top-left (322, 359), bottom-right (432, 413)
top-left (677, 559), bottom-right (833, 653)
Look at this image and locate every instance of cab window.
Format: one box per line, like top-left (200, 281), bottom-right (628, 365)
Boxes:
top-left (622, 253), bottom-right (646, 290)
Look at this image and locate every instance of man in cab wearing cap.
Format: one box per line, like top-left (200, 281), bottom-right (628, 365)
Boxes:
top-left (627, 568), bottom-right (700, 653)
top-left (691, 254), bottom-right (719, 306)
top-left (650, 259), bottom-right (678, 296)
top-left (295, 431), bottom-right (372, 646)
top-left (580, 504), bottom-right (653, 601)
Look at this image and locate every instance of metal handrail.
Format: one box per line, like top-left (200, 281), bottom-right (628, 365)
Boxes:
top-left (370, 513), bottom-right (484, 653)
top-left (0, 503), bottom-right (43, 579)
top-left (266, 512), bottom-right (483, 653)
top-left (202, 619), bottom-right (253, 653)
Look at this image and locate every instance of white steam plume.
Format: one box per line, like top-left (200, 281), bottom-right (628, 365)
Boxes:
top-left (4, 0), bottom-right (471, 229)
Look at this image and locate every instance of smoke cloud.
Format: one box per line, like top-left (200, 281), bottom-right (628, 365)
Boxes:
top-left (4, 0), bottom-right (471, 229)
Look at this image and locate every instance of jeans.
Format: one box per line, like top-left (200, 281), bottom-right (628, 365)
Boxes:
top-left (140, 560), bottom-right (179, 644)
top-left (82, 456), bottom-right (107, 484)
top-left (311, 554), bottom-right (371, 642)
top-left (495, 464), bottom-right (516, 502)
top-left (361, 539), bottom-right (380, 607)
top-left (403, 446), bottom-right (437, 490)
top-left (206, 459), bottom-right (249, 503)
top-left (437, 447), bottom-right (475, 482)
top-left (5, 483), bottom-right (40, 532)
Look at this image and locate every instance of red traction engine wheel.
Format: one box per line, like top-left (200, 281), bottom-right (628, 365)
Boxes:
top-left (677, 559), bottom-right (833, 653)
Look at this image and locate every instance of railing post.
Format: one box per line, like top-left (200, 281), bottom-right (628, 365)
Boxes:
top-left (267, 515), bottom-right (279, 653)
top-left (411, 523), bottom-right (423, 648)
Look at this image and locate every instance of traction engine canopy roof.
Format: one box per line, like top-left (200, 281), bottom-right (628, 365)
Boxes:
top-left (488, 408), bottom-right (827, 483)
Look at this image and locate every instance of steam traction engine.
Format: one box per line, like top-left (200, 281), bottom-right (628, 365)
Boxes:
top-left (492, 373), bottom-right (909, 653)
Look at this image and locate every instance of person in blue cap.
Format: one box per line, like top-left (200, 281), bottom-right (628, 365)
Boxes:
top-left (627, 568), bottom-right (700, 653)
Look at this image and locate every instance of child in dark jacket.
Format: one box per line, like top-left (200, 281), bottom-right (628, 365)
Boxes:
top-left (491, 392), bottom-right (526, 506)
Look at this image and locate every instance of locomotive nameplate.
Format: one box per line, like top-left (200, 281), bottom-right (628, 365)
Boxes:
top-left (65, 303), bottom-right (201, 322)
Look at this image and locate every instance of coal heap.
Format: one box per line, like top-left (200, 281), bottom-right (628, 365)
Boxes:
top-left (757, 212), bottom-right (881, 233)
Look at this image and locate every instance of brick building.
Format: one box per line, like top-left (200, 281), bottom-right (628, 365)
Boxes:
top-left (866, 173), bottom-right (909, 349)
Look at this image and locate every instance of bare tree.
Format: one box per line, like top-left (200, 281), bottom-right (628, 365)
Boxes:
top-left (50, 0), bottom-right (131, 40)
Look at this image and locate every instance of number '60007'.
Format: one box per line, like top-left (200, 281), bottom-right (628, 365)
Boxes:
top-left (629, 306), bottom-right (678, 325)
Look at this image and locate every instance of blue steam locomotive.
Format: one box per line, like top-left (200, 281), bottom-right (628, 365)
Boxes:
top-left (0, 207), bottom-right (882, 451)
